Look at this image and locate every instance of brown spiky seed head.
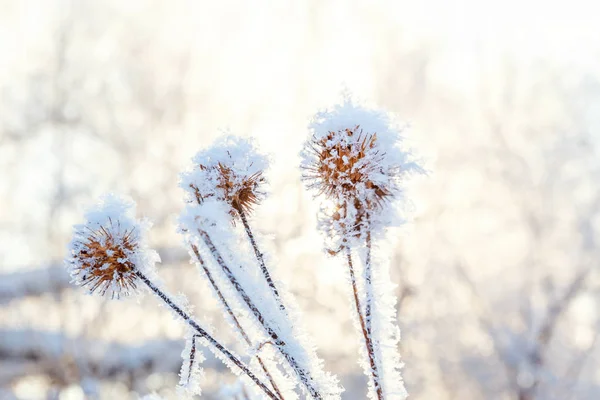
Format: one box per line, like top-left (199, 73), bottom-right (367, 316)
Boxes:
top-left (303, 98), bottom-right (425, 252)
top-left (304, 125), bottom-right (390, 208)
top-left (181, 136), bottom-right (269, 221)
top-left (71, 221), bottom-right (139, 297)
top-left (190, 163), bottom-right (264, 218)
top-left (66, 194), bottom-right (158, 298)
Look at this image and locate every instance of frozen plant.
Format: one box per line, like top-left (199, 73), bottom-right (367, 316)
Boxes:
top-left (301, 96), bottom-right (424, 400)
top-left (179, 136), bottom-right (341, 400)
top-left (65, 99), bottom-right (423, 399)
top-left (66, 194), bottom-right (281, 400)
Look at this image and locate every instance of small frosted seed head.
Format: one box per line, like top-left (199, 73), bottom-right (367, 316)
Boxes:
top-left (70, 220), bottom-right (139, 297)
top-left (181, 136), bottom-right (268, 221)
top-left (190, 162), bottom-right (264, 218)
top-left (66, 194), bottom-right (158, 298)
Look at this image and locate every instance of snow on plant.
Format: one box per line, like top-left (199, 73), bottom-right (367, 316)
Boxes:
top-left (180, 136), bottom-right (284, 311)
top-left (65, 99), bottom-right (422, 399)
top-left (181, 135), bottom-right (268, 220)
top-left (65, 194), bottom-right (281, 400)
top-left (301, 97), bottom-right (423, 253)
top-left (301, 96), bottom-right (423, 400)
top-left (180, 136), bottom-right (341, 400)
top-left (66, 193), bottom-right (160, 298)
top-left (177, 329), bottom-right (206, 398)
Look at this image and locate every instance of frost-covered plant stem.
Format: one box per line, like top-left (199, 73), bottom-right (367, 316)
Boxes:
top-left (363, 224), bottom-right (384, 399)
top-left (134, 269), bottom-right (280, 400)
top-left (190, 244), bottom-right (285, 400)
top-left (198, 228), bottom-right (324, 400)
top-left (186, 334), bottom-right (201, 382)
top-left (237, 207), bottom-right (287, 313)
top-left (345, 246), bottom-right (383, 400)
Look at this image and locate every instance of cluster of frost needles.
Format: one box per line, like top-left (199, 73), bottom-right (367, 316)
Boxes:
top-left (65, 95), bottom-right (423, 400)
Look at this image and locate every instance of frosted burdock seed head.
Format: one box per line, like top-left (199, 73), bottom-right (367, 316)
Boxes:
top-left (304, 126), bottom-right (389, 207)
top-left (302, 97), bottom-right (424, 246)
top-left (181, 136), bottom-right (268, 219)
top-left (66, 194), bottom-right (159, 298)
top-left (198, 162), bottom-right (263, 215)
top-left (71, 222), bottom-right (137, 295)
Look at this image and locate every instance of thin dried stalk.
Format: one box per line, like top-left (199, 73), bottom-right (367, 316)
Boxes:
top-left (346, 246), bottom-right (383, 400)
top-left (186, 334), bottom-right (201, 382)
top-left (190, 244), bottom-right (285, 400)
top-left (237, 207), bottom-right (287, 313)
top-left (134, 269), bottom-right (279, 400)
top-left (198, 228), bottom-right (323, 400)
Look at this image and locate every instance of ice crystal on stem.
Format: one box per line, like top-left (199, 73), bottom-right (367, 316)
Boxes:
top-left (177, 330), bottom-right (205, 398)
top-left (188, 241), bottom-right (288, 400)
top-left (301, 96), bottom-right (422, 400)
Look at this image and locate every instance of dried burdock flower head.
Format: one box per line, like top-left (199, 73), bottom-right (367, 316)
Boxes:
top-left (180, 135), bottom-right (268, 220)
top-left (66, 194), bottom-right (159, 298)
top-left (301, 96), bottom-right (424, 247)
top-left (304, 126), bottom-right (390, 209)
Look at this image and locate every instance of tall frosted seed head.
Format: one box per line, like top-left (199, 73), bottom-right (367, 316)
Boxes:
top-left (301, 97), bottom-right (424, 246)
top-left (303, 125), bottom-right (391, 210)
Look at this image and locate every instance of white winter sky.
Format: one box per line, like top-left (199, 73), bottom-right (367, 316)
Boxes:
top-left (0, 0), bottom-right (599, 267)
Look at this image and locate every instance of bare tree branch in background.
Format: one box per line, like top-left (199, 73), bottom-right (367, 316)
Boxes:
top-left (0, 329), bottom-right (219, 388)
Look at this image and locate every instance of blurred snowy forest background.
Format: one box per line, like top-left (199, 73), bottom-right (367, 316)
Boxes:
top-left (1, 0), bottom-right (600, 399)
